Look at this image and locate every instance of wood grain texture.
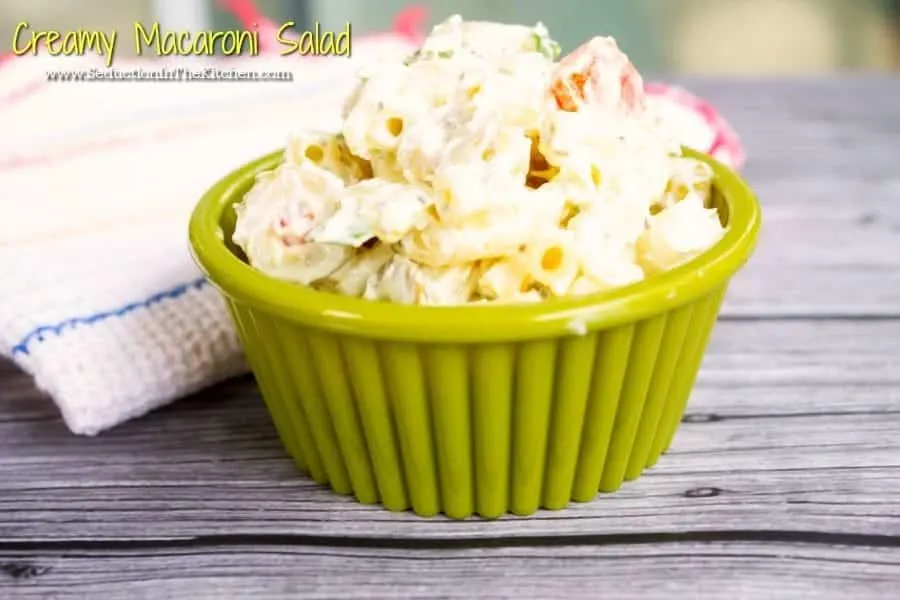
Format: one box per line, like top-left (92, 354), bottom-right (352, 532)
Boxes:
top-left (3, 319), bottom-right (900, 543)
top-left (678, 77), bottom-right (900, 317)
top-left (2, 79), bottom-right (900, 598)
top-left (3, 542), bottom-right (900, 600)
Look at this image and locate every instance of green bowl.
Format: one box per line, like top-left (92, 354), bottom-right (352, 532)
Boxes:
top-left (189, 148), bottom-right (761, 519)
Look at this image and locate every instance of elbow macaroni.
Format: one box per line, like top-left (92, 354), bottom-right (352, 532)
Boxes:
top-left (637, 196), bottom-right (724, 274)
top-left (524, 229), bottom-right (580, 296)
top-left (231, 16), bottom-right (727, 305)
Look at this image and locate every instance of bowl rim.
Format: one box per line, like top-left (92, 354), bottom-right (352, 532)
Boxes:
top-left (189, 148), bottom-right (761, 342)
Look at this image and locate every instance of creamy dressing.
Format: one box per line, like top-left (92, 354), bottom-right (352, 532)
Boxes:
top-left (231, 16), bottom-right (727, 305)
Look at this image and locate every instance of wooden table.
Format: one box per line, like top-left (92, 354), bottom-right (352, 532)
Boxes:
top-left (2, 78), bottom-right (900, 599)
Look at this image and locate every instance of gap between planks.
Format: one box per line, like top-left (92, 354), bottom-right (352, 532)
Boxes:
top-left (3, 529), bottom-right (900, 552)
top-left (2, 540), bottom-right (900, 600)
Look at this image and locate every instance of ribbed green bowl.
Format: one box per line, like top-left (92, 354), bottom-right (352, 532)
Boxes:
top-left (189, 148), bottom-right (760, 519)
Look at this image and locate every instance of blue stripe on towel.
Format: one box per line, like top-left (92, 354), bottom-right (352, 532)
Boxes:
top-left (10, 278), bottom-right (209, 356)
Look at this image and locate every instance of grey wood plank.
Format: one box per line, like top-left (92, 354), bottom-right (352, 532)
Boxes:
top-left (2, 320), bottom-right (899, 542)
top-left (2, 542), bottom-right (899, 599)
top-left (670, 77), bottom-right (900, 316)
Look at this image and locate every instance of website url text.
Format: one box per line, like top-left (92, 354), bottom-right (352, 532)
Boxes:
top-left (45, 67), bottom-right (294, 83)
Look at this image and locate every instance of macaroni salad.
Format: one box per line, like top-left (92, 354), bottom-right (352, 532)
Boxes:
top-left (232, 16), bottom-right (727, 305)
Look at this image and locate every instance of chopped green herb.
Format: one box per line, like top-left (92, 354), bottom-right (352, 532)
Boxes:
top-left (402, 49), bottom-right (422, 66)
top-left (549, 41), bottom-right (561, 59)
top-left (531, 32), bottom-right (561, 60)
top-left (325, 228), bottom-right (373, 248)
top-left (530, 282), bottom-right (552, 299)
top-left (409, 48), bottom-right (455, 62)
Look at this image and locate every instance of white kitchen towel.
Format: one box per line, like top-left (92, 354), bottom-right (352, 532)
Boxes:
top-left (0, 14), bottom-right (424, 435)
top-left (0, 8), bottom-right (743, 436)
